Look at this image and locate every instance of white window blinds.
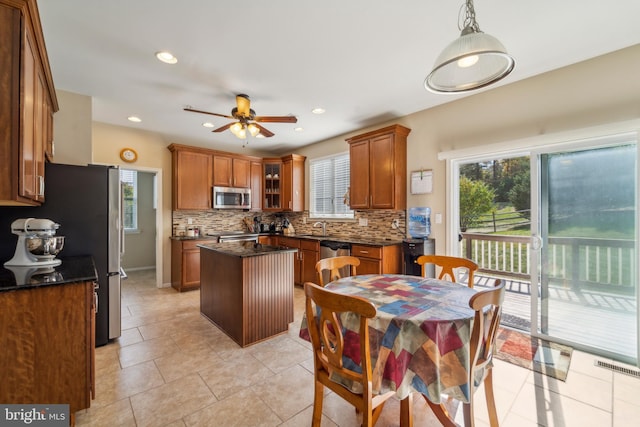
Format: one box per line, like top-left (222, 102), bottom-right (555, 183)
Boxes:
top-left (310, 153), bottom-right (353, 219)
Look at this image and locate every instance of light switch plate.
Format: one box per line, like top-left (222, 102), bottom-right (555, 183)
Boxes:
top-left (435, 213), bottom-right (442, 224)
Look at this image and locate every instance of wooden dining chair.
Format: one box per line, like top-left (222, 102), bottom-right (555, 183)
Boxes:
top-left (304, 282), bottom-right (397, 427)
top-left (315, 256), bottom-right (360, 286)
top-left (416, 254), bottom-right (479, 287)
top-left (423, 279), bottom-right (506, 427)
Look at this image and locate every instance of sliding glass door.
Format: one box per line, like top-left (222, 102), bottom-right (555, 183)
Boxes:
top-left (531, 135), bottom-right (638, 363)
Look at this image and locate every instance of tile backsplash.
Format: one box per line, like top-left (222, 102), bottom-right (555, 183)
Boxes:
top-left (172, 209), bottom-right (407, 240)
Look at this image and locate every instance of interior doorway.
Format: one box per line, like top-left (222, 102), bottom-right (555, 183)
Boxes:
top-left (119, 166), bottom-right (163, 288)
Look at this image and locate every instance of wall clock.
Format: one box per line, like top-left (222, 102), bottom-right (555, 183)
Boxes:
top-left (120, 148), bottom-right (138, 163)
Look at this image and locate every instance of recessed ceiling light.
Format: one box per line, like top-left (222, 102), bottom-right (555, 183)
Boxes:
top-left (294, 127), bottom-right (304, 132)
top-left (311, 107), bottom-right (325, 114)
top-left (202, 122), bottom-right (215, 128)
top-left (155, 51), bottom-right (177, 64)
top-left (127, 116), bottom-right (142, 123)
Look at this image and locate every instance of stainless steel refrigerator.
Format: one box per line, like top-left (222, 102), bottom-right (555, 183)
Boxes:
top-left (0, 163), bottom-right (123, 346)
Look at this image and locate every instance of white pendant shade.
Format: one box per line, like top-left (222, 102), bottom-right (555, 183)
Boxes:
top-left (425, 30), bottom-right (514, 93)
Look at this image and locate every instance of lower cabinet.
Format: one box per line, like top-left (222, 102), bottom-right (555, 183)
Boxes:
top-left (0, 281), bottom-right (95, 417)
top-left (277, 237), bottom-right (319, 285)
top-left (352, 244), bottom-right (402, 275)
top-left (171, 239), bottom-right (207, 291)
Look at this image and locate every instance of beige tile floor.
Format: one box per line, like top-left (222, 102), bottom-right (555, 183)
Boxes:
top-left (75, 270), bottom-right (640, 427)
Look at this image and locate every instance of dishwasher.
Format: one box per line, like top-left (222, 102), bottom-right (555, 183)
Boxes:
top-left (319, 240), bottom-right (351, 284)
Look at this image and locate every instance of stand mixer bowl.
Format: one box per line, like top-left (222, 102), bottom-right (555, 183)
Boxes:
top-left (26, 236), bottom-right (65, 260)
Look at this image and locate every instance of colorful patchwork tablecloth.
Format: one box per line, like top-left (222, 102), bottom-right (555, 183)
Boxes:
top-left (300, 274), bottom-right (479, 404)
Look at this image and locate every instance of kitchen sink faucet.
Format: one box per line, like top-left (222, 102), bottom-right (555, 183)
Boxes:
top-left (313, 221), bottom-right (327, 236)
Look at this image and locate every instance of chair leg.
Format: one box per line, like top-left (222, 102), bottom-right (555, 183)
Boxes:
top-left (311, 381), bottom-right (324, 427)
top-left (463, 402), bottom-right (473, 427)
top-left (484, 370), bottom-right (499, 427)
top-left (400, 394), bottom-right (413, 427)
top-left (370, 401), bottom-right (386, 427)
top-left (423, 395), bottom-right (457, 427)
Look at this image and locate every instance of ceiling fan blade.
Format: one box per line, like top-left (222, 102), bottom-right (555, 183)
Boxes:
top-left (254, 115), bottom-right (298, 123)
top-left (184, 107), bottom-right (233, 120)
top-left (212, 122), bottom-right (234, 133)
top-left (236, 94), bottom-right (251, 117)
top-left (254, 123), bottom-right (274, 138)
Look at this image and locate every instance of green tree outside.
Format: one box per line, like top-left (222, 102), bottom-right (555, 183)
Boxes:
top-left (459, 176), bottom-right (495, 231)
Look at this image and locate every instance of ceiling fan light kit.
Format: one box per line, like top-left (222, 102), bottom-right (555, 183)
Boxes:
top-left (184, 94), bottom-right (297, 140)
top-left (425, 0), bottom-right (515, 93)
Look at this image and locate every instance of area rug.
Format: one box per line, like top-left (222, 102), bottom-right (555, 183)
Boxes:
top-left (494, 327), bottom-right (573, 381)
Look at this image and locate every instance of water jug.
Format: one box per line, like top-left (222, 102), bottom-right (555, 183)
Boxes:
top-left (408, 207), bottom-right (431, 238)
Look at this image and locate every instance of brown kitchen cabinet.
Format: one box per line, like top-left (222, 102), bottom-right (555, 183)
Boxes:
top-left (263, 154), bottom-right (305, 212)
top-left (0, 0), bottom-right (58, 206)
top-left (169, 145), bottom-right (212, 210)
top-left (0, 280), bottom-right (95, 417)
top-left (276, 236), bottom-right (319, 285)
top-left (258, 235), bottom-right (278, 245)
top-left (250, 160), bottom-right (263, 210)
top-left (281, 154), bottom-right (306, 212)
top-left (171, 239), bottom-right (208, 291)
top-left (213, 154), bottom-right (251, 188)
top-left (351, 243), bottom-right (402, 275)
top-left (346, 124), bottom-right (410, 210)
top-left (263, 160), bottom-right (282, 210)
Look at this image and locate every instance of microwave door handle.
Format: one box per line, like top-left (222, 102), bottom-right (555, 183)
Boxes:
top-left (240, 192), bottom-right (245, 207)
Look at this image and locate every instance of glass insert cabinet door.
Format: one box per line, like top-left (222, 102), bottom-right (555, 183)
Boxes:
top-left (531, 136), bottom-right (638, 364)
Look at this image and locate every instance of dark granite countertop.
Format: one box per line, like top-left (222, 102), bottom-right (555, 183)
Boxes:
top-left (288, 234), bottom-right (403, 246)
top-left (198, 241), bottom-right (298, 258)
top-left (170, 235), bottom-right (219, 241)
top-left (172, 232), bottom-right (403, 246)
top-left (0, 255), bottom-right (98, 292)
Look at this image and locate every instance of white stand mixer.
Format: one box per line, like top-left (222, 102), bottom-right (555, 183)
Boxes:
top-left (4, 218), bottom-right (65, 267)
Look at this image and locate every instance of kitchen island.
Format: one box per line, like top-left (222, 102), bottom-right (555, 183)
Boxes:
top-left (198, 241), bottom-right (297, 347)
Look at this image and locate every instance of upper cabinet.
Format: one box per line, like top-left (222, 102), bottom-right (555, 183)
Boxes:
top-left (346, 124), bottom-right (410, 210)
top-left (263, 154), bottom-right (306, 212)
top-left (213, 154), bottom-right (250, 188)
top-left (0, 0), bottom-right (58, 206)
top-left (168, 145), bottom-right (212, 210)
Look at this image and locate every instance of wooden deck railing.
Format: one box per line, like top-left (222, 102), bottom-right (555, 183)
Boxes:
top-left (461, 233), bottom-right (636, 295)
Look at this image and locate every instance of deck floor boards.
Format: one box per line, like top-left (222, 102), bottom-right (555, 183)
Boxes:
top-left (471, 274), bottom-right (637, 360)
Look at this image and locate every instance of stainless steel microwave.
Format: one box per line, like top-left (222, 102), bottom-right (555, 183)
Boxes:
top-left (212, 186), bottom-right (251, 209)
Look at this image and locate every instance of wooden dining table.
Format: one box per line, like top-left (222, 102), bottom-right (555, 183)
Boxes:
top-left (299, 274), bottom-right (482, 426)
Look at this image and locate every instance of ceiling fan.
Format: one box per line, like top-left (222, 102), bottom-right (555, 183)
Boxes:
top-left (184, 94), bottom-right (297, 138)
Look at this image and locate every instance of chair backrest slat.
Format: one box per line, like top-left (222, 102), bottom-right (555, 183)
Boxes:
top-left (416, 254), bottom-right (478, 287)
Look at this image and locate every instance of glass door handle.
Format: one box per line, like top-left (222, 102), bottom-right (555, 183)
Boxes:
top-left (531, 234), bottom-right (543, 250)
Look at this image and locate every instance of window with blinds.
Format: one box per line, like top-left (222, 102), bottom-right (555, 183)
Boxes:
top-left (120, 169), bottom-right (138, 231)
top-left (310, 153), bottom-right (354, 219)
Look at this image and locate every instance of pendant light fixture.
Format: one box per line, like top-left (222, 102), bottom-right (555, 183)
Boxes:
top-left (425, 0), bottom-right (515, 93)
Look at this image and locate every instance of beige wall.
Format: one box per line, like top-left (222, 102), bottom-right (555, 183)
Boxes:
top-left (52, 90), bottom-right (92, 165)
top-left (296, 44), bottom-right (640, 252)
top-left (52, 44), bottom-right (640, 278)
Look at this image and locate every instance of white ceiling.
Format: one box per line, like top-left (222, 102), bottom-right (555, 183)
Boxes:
top-left (38, 0), bottom-right (640, 155)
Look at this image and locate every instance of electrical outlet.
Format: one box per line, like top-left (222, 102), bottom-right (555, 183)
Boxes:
top-left (187, 218), bottom-right (193, 225)
top-left (391, 219), bottom-right (399, 229)
top-left (358, 218), bottom-right (368, 226)
top-left (302, 217), bottom-right (307, 224)
top-left (435, 213), bottom-right (442, 224)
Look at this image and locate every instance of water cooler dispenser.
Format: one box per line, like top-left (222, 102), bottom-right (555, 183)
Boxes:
top-left (403, 207), bottom-right (435, 277)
